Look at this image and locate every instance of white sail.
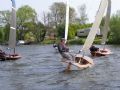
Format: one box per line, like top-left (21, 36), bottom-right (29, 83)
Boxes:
top-left (65, 0), bottom-right (69, 41)
top-left (101, 0), bottom-right (111, 44)
top-left (82, 0), bottom-right (108, 51)
top-left (9, 6), bottom-right (16, 48)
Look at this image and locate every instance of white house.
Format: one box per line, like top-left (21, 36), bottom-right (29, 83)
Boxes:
top-left (77, 28), bottom-right (101, 37)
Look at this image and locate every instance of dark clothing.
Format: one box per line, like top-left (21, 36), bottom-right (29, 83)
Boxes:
top-left (0, 50), bottom-right (6, 57)
top-left (58, 43), bottom-right (74, 60)
top-left (90, 46), bottom-right (99, 52)
top-left (57, 43), bottom-right (69, 54)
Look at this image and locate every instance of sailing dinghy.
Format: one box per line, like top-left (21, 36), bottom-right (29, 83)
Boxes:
top-left (90, 0), bottom-right (112, 57)
top-left (61, 0), bottom-right (97, 70)
top-left (0, 0), bottom-right (21, 60)
top-left (61, 0), bottom-right (113, 70)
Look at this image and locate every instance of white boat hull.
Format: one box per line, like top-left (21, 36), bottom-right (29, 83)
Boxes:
top-left (91, 48), bottom-right (112, 57)
top-left (61, 61), bottom-right (91, 70)
top-left (61, 54), bottom-right (94, 70)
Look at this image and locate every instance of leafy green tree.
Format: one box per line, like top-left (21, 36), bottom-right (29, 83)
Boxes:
top-left (0, 28), bottom-right (4, 43)
top-left (109, 10), bottom-right (120, 44)
top-left (68, 24), bottom-right (92, 39)
top-left (68, 24), bottom-right (80, 39)
top-left (3, 24), bottom-right (10, 42)
top-left (57, 23), bottom-right (92, 40)
top-left (57, 24), bottom-right (65, 38)
top-left (23, 21), bottom-right (46, 43)
top-left (21, 22), bottom-right (36, 41)
top-left (0, 10), bottom-right (11, 24)
top-left (17, 5), bottom-right (37, 40)
top-left (35, 22), bottom-right (46, 42)
top-left (24, 32), bottom-right (35, 42)
top-left (0, 10), bottom-right (11, 43)
top-left (68, 27), bottom-right (75, 39)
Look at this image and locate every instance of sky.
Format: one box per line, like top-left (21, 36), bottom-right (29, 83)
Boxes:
top-left (0, 0), bottom-right (120, 23)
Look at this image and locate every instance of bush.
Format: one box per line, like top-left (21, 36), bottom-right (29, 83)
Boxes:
top-left (109, 11), bottom-right (120, 44)
top-left (41, 39), bottom-right (55, 44)
top-left (0, 28), bottom-right (4, 43)
top-left (68, 39), bottom-right (84, 45)
top-left (93, 38), bottom-right (101, 44)
top-left (57, 24), bottom-right (92, 40)
top-left (57, 24), bottom-right (65, 38)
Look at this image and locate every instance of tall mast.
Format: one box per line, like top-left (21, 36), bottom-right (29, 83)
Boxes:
top-left (65, 0), bottom-right (69, 42)
top-left (9, 0), bottom-right (16, 54)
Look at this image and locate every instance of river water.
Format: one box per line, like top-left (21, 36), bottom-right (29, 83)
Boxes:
top-left (0, 45), bottom-right (120, 90)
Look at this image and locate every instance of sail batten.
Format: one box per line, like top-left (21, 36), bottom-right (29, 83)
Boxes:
top-left (9, 0), bottom-right (16, 48)
top-left (82, 0), bottom-right (108, 51)
top-left (65, 0), bottom-right (69, 41)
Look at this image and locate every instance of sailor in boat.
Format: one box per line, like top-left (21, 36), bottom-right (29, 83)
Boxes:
top-left (89, 45), bottom-right (99, 52)
top-left (0, 49), bottom-right (7, 58)
top-left (0, 49), bottom-right (18, 59)
top-left (58, 38), bottom-right (74, 61)
top-left (57, 38), bottom-right (94, 71)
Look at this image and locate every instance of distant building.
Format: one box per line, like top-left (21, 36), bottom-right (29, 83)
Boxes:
top-left (77, 28), bottom-right (101, 37)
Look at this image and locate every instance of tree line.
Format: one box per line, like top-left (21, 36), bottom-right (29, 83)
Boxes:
top-left (0, 2), bottom-right (120, 44)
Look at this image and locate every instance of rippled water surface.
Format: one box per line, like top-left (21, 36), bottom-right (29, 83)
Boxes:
top-left (0, 45), bottom-right (120, 90)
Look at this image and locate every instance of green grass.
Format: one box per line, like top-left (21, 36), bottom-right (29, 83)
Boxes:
top-left (68, 39), bottom-right (84, 45)
top-left (41, 37), bottom-right (102, 45)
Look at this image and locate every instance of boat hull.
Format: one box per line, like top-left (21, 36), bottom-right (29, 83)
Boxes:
top-left (61, 54), bottom-right (94, 70)
top-left (0, 54), bottom-right (21, 60)
top-left (91, 48), bottom-right (112, 57)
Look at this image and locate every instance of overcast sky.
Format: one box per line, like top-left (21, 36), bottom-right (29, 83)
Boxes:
top-left (1, 0), bottom-right (120, 22)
